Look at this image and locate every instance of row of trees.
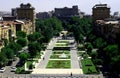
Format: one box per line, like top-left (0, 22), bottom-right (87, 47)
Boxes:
top-left (0, 31), bottom-right (27, 67)
top-left (36, 17), bottom-right (63, 43)
top-left (0, 17), bottom-right (63, 67)
top-left (63, 16), bottom-right (120, 77)
top-left (87, 33), bottom-right (120, 77)
top-left (0, 42), bottom-right (22, 67)
top-left (62, 17), bottom-right (92, 43)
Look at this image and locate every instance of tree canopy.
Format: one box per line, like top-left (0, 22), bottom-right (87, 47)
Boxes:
top-left (16, 31), bottom-right (26, 38)
top-left (17, 38), bottom-right (27, 47)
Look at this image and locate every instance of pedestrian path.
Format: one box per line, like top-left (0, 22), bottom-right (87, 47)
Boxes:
top-left (33, 37), bottom-right (83, 75)
top-left (69, 39), bottom-right (80, 69)
top-left (32, 69), bottom-right (83, 74)
top-left (36, 38), bottom-right (57, 68)
top-left (70, 49), bottom-right (80, 69)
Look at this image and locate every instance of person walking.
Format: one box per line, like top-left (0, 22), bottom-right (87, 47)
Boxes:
top-left (70, 72), bottom-right (72, 77)
top-left (43, 57), bottom-right (45, 60)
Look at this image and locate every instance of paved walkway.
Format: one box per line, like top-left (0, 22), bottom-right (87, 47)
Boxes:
top-left (69, 39), bottom-right (80, 69)
top-left (70, 49), bottom-right (80, 69)
top-left (32, 37), bottom-right (83, 75)
top-left (36, 38), bottom-right (57, 68)
top-left (32, 37), bottom-right (102, 78)
top-left (32, 69), bottom-right (83, 74)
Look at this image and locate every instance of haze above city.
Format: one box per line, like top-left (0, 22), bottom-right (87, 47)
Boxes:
top-left (0, 0), bottom-right (120, 14)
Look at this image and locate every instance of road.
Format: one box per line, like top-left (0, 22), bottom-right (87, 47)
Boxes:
top-left (0, 57), bottom-right (22, 77)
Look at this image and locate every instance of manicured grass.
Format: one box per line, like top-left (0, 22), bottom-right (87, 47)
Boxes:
top-left (26, 61), bottom-right (34, 69)
top-left (55, 43), bottom-right (68, 46)
top-left (53, 50), bottom-right (70, 54)
top-left (46, 60), bottom-right (71, 68)
top-left (57, 40), bottom-right (69, 43)
top-left (26, 60), bottom-right (38, 69)
top-left (15, 65), bottom-right (31, 74)
top-left (81, 58), bottom-right (98, 74)
top-left (50, 54), bottom-right (70, 59)
top-left (15, 66), bottom-right (24, 74)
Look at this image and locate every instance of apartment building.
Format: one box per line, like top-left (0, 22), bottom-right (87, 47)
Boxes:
top-left (92, 4), bottom-right (110, 20)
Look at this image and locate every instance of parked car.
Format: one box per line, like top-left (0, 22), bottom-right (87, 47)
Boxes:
top-left (11, 66), bottom-right (17, 72)
top-left (0, 67), bottom-right (6, 73)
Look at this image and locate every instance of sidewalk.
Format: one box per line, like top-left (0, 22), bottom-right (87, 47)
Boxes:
top-left (32, 69), bottom-right (83, 74)
top-left (35, 38), bottom-right (58, 68)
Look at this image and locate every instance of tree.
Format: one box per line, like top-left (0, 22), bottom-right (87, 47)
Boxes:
top-left (3, 39), bottom-right (8, 46)
top-left (93, 38), bottom-right (107, 48)
top-left (35, 17), bottom-right (63, 43)
top-left (103, 45), bottom-right (120, 72)
top-left (16, 31), bottom-right (26, 38)
top-left (104, 45), bottom-right (119, 58)
top-left (7, 42), bottom-right (22, 55)
top-left (65, 17), bottom-right (92, 43)
top-left (19, 53), bottom-right (29, 62)
top-left (28, 42), bottom-right (41, 57)
top-left (1, 47), bottom-right (14, 60)
top-left (43, 27), bottom-right (53, 42)
top-left (17, 38), bottom-right (27, 47)
top-left (27, 32), bottom-right (42, 42)
top-left (0, 52), bottom-right (8, 67)
top-left (27, 34), bottom-right (35, 42)
top-left (90, 51), bottom-right (98, 59)
top-left (85, 42), bottom-right (93, 53)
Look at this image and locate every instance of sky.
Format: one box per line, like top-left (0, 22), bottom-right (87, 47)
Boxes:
top-left (0, 0), bottom-right (119, 14)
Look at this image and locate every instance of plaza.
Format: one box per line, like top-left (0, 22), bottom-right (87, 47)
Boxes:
top-left (32, 37), bottom-right (83, 75)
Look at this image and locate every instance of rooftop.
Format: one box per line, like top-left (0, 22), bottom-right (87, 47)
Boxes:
top-left (93, 4), bottom-right (110, 9)
top-left (16, 3), bottom-right (35, 9)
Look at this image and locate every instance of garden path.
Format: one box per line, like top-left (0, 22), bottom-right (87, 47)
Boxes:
top-left (36, 38), bottom-right (57, 68)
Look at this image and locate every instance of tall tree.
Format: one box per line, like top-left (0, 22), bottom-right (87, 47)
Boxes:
top-left (16, 31), bottom-right (26, 38)
top-left (19, 53), bottom-right (29, 63)
top-left (1, 47), bottom-right (14, 60)
top-left (28, 42), bottom-right (41, 57)
top-left (0, 52), bottom-right (8, 67)
top-left (7, 42), bottom-right (22, 55)
top-left (16, 38), bottom-right (27, 47)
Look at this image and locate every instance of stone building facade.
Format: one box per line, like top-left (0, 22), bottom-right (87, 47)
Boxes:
top-left (95, 19), bottom-right (120, 43)
top-left (36, 12), bottom-right (52, 19)
top-left (92, 4), bottom-right (110, 20)
top-left (54, 5), bottom-right (80, 19)
top-left (0, 20), bottom-right (33, 40)
top-left (12, 3), bottom-right (35, 32)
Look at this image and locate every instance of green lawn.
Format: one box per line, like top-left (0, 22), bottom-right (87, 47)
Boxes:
top-left (57, 40), bottom-right (69, 43)
top-left (26, 61), bottom-right (34, 69)
top-left (15, 65), bottom-right (31, 74)
top-left (55, 43), bottom-right (68, 46)
top-left (26, 60), bottom-right (38, 69)
top-left (46, 60), bottom-right (71, 68)
top-left (50, 54), bottom-right (70, 59)
top-left (81, 58), bottom-right (98, 74)
top-left (53, 50), bottom-right (70, 54)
